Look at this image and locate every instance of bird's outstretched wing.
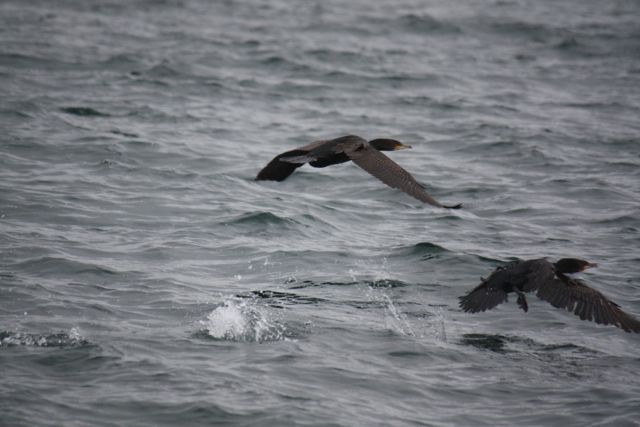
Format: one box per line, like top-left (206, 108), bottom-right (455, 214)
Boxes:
top-left (459, 280), bottom-right (509, 313)
top-left (536, 277), bottom-right (640, 333)
top-left (347, 145), bottom-right (460, 208)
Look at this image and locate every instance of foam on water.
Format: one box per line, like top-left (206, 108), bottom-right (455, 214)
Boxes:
top-left (0, 327), bottom-right (87, 348)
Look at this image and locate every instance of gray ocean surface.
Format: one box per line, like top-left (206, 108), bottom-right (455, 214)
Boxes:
top-left (1, 0), bottom-right (640, 425)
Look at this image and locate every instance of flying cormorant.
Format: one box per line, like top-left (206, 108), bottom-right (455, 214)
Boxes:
top-left (459, 258), bottom-right (640, 333)
top-left (256, 135), bottom-right (461, 209)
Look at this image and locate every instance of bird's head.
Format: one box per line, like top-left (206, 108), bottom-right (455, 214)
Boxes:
top-left (369, 138), bottom-right (412, 151)
top-left (553, 258), bottom-right (598, 274)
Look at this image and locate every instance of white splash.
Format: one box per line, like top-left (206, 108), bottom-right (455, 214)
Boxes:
top-left (430, 309), bottom-right (447, 342)
top-left (366, 287), bottom-right (447, 342)
top-left (366, 286), bottom-right (416, 337)
top-left (200, 297), bottom-right (287, 343)
top-left (69, 326), bottom-right (82, 341)
top-left (381, 293), bottom-right (417, 337)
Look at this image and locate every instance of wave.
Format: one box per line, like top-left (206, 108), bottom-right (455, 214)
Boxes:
top-left (488, 19), bottom-right (562, 41)
top-left (397, 13), bottom-right (461, 34)
top-left (257, 54), bottom-right (315, 74)
top-left (460, 333), bottom-right (601, 357)
top-left (237, 289), bottom-right (326, 305)
top-left (10, 257), bottom-right (120, 277)
top-left (220, 211), bottom-right (296, 227)
top-left (460, 333), bottom-right (512, 353)
top-left (0, 52), bottom-right (75, 70)
top-left (60, 107), bottom-right (110, 117)
top-left (286, 277), bottom-right (410, 291)
top-left (396, 241), bottom-right (450, 257)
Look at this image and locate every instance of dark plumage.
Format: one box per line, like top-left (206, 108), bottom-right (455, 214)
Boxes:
top-left (256, 135), bottom-right (461, 209)
top-left (459, 258), bottom-right (640, 333)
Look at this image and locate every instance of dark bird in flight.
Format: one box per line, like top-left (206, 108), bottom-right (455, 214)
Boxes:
top-left (255, 135), bottom-right (461, 209)
top-left (459, 258), bottom-right (640, 333)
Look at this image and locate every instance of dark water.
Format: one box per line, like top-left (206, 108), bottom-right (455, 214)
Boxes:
top-left (2, 0), bottom-right (640, 425)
